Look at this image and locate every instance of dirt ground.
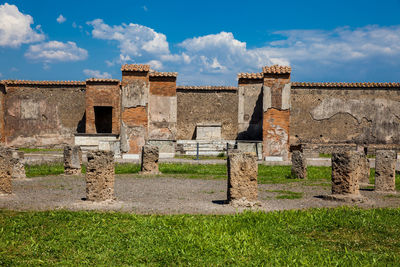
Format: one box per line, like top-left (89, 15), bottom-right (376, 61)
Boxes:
top-left (1, 175), bottom-right (399, 214)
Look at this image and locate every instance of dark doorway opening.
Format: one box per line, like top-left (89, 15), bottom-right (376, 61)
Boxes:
top-left (94, 106), bottom-right (112, 133)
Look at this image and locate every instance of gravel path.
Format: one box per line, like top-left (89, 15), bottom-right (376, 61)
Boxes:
top-left (1, 175), bottom-right (399, 214)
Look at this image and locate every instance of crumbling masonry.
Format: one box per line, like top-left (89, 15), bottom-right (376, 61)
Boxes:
top-left (1, 64), bottom-right (400, 159)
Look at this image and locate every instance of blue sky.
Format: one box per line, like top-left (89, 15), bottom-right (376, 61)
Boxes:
top-left (1, 0), bottom-right (400, 85)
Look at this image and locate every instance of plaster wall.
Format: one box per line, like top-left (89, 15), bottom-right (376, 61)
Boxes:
top-left (4, 85), bottom-right (86, 147)
top-left (290, 88), bottom-right (400, 145)
top-left (176, 89), bottom-right (238, 140)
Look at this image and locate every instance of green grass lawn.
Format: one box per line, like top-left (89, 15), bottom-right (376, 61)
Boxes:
top-left (1, 208), bottom-right (400, 265)
top-left (24, 163), bottom-right (400, 189)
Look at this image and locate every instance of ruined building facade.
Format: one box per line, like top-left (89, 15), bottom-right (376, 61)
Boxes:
top-left (1, 64), bottom-right (400, 160)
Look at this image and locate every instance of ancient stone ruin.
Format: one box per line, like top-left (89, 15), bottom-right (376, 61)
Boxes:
top-left (290, 145), bottom-right (307, 179)
top-left (85, 150), bottom-right (115, 201)
top-left (63, 145), bottom-right (82, 175)
top-left (356, 146), bottom-right (370, 184)
top-left (140, 145), bottom-right (160, 174)
top-left (11, 151), bottom-right (25, 179)
top-left (375, 150), bottom-right (396, 193)
top-left (227, 151), bottom-right (258, 206)
top-left (0, 147), bottom-right (13, 194)
top-left (324, 151), bottom-right (367, 202)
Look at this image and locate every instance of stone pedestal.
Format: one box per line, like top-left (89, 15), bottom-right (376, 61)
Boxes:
top-left (0, 147), bottom-right (13, 194)
top-left (85, 150), bottom-right (115, 201)
top-left (356, 146), bottom-right (370, 184)
top-left (323, 151), bottom-right (368, 203)
top-left (11, 151), bottom-right (25, 179)
top-left (291, 150), bottom-right (307, 179)
top-left (63, 146), bottom-right (82, 175)
top-left (227, 152), bottom-right (258, 204)
top-left (140, 145), bottom-right (160, 174)
top-left (375, 150), bottom-right (396, 193)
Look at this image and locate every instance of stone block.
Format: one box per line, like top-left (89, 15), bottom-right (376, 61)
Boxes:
top-left (196, 124), bottom-right (222, 140)
top-left (140, 145), bottom-right (160, 174)
top-left (227, 152), bottom-right (258, 203)
top-left (0, 147), bottom-right (13, 194)
top-left (12, 159), bottom-right (26, 179)
top-left (291, 150), bottom-right (307, 179)
top-left (358, 154), bottom-right (370, 184)
top-left (63, 145), bottom-right (82, 175)
top-left (375, 150), bottom-right (396, 192)
top-left (86, 150), bottom-right (115, 201)
top-left (331, 151), bottom-right (362, 195)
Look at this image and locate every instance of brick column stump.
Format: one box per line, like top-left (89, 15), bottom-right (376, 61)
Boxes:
top-left (0, 147), bottom-right (13, 194)
top-left (291, 150), bottom-right (307, 179)
top-left (375, 150), bottom-right (396, 193)
top-left (85, 150), bottom-right (115, 201)
top-left (227, 151), bottom-right (259, 206)
top-left (64, 146), bottom-right (82, 175)
top-left (322, 151), bottom-right (368, 203)
top-left (140, 145), bottom-right (160, 174)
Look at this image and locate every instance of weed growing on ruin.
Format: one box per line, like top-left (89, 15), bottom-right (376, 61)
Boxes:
top-left (1, 207), bottom-right (400, 265)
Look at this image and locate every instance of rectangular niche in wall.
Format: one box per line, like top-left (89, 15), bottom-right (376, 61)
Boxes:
top-left (94, 106), bottom-right (113, 133)
top-left (196, 123), bottom-right (222, 140)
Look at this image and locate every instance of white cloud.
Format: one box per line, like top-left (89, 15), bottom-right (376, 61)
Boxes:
top-left (72, 22), bottom-right (77, 28)
top-left (143, 6), bottom-right (148, 11)
top-left (25, 41), bottom-right (88, 62)
top-left (87, 19), bottom-right (400, 84)
top-left (56, 14), bottom-right (66, 24)
top-left (0, 3), bottom-right (44, 47)
top-left (87, 19), bottom-right (170, 61)
top-left (83, 69), bottom-right (112, 79)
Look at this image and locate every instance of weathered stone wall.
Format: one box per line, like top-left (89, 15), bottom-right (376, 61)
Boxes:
top-left (0, 85), bottom-right (5, 144)
top-left (3, 84), bottom-right (85, 147)
top-left (291, 87), bottom-right (400, 146)
top-left (237, 79), bottom-right (263, 140)
top-left (176, 87), bottom-right (238, 140)
top-left (148, 76), bottom-right (177, 140)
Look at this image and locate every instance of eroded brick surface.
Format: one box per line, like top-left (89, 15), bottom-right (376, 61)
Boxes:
top-left (63, 145), bottom-right (82, 175)
top-left (291, 150), bottom-right (307, 179)
top-left (0, 147), bottom-right (12, 194)
top-left (86, 150), bottom-right (115, 201)
top-left (331, 151), bottom-right (362, 195)
top-left (262, 108), bottom-right (290, 159)
top-left (227, 152), bottom-right (258, 202)
top-left (375, 150), bottom-right (396, 192)
top-left (140, 145), bottom-right (160, 174)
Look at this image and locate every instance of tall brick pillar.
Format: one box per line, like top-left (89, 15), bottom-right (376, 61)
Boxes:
top-left (262, 65), bottom-right (291, 161)
top-left (148, 72), bottom-right (177, 140)
top-left (120, 64), bottom-right (150, 159)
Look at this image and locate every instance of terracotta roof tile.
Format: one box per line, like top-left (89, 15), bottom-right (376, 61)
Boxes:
top-left (121, 64), bottom-right (150, 72)
top-left (1, 80), bottom-right (85, 86)
top-left (149, 71), bottom-right (178, 77)
top-left (177, 85), bottom-right (237, 91)
top-left (237, 72), bottom-right (263, 79)
top-left (262, 65), bottom-right (291, 74)
top-left (291, 82), bottom-right (400, 88)
top-left (86, 78), bottom-right (120, 83)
